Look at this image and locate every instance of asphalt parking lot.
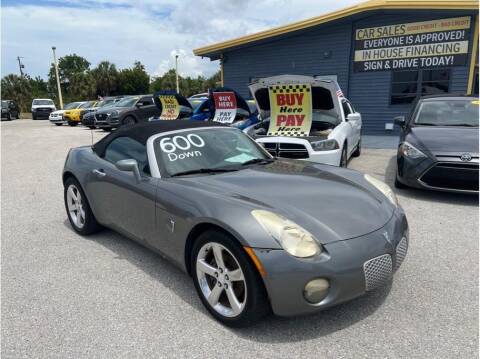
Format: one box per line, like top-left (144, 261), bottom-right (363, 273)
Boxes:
top-left (2, 119), bottom-right (478, 358)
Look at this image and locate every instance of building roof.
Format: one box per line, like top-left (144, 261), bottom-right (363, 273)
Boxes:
top-left (193, 0), bottom-right (479, 57)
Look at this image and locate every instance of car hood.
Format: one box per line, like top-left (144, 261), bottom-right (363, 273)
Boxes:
top-left (50, 110), bottom-right (65, 115)
top-left (409, 126), bottom-right (479, 153)
top-left (176, 161), bottom-right (393, 242)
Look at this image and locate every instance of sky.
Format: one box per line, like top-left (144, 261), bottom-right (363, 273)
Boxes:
top-left (1, 0), bottom-right (363, 79)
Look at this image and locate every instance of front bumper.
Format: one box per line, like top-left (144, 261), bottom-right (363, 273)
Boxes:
top-left (33, 111), bottom-right (51, 119)
top-left (397, 152), bottom-right (479, 193)
top-left (254, 207), bottom-right (408, 316)
top-left (49, 114), bottom-right (64, 123)
top-left (256, 137), bottom-right (341, 166)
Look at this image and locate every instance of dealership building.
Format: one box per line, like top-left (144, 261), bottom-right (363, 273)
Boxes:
top-left (194, 0), bottom-right (479, 134)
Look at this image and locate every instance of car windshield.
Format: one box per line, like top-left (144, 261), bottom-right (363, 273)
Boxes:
top-left (33, 99), bottom-right (54, 105)
top-left (63, 102), bottom-right (81, 110)
top-left (188, 99), bottom-right (206, 111)
top-left (1, 101), bottom-right (8, 108)
top-left (114, 97), bottom-right (138, 108)
top-left (415, 99), bottom-right (479, 127)
top-left (153, 128), bottom-right (270, 176)
top-left (79, 101), bottom-right (94, 109)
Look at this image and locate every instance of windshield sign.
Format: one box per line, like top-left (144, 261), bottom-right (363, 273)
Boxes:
top-left (153, 128), bottom-right (269, 176)
top-left (415, 99), bottom-right (479, 127)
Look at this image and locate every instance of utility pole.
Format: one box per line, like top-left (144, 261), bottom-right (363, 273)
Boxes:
top-left (16, 56), bottom-right (25, 77)
top-left (51, 46), bottom-right (63, 109)
top-left (175, 54), bottom-right (179, 94)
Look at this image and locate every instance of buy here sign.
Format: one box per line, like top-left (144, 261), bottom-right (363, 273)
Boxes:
top-left (213, 92), bottom-right (237, 124)
top-left (268, 84), bottom-right (312, 136)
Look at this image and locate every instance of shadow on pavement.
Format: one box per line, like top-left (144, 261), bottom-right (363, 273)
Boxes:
top-left (63, 219), bottom-right (391, 342)
top-left (385, 155), bottom-right (478, 207)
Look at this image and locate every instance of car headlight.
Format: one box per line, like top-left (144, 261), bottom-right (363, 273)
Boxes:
top-left (399, 141), bottom-right (426, 159)
top-left (311, 139), bottom-right (339, 151)
top-left (364, 174), bottom-right (398, 207)
top-left (251, 210), bottom-right (322, 258)
top-left (107, 110), bottom-right (118, 117)
top-left (31, 108), bottom-right (35, 112)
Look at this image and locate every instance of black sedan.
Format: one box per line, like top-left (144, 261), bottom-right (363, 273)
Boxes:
top-left (1, 100), bottom-right (20, 120)
top-left (394, 95), bottom-right (479, 193)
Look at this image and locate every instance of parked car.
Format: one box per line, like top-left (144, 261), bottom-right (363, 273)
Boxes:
top-left (188, 88), bottom-right (258, 130)
top-left (245, 75), bottom-right (362, 167)
top-left (63, 120), bottom-right (408, 327)
top-left (31, 99), bottom-right (56, 120)
top-left (63, 101), bottom-right (90, 126)
top-left (49, 102), bottom-right (84, 126)
top-left (188, 92), bottom-right (209, 99)
top-left (81, 96), bottom-right (124, 129)
top-left (394, 95), bottom-right (479, 193)
top-left (1, 100), bottom-right (20, 120)
top-left (94, 95), bottom-right (160, 130)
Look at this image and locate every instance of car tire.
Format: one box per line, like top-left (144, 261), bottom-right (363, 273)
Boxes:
top-left (191, 230), bottom-right (270, 327)
top-left (64, 177), bottom-right (102, 235)
top-left (32, 114), bottom-right (36, 120)
top-left (352, 139), bottom-right (361, 157)
top-left (68, 121), bottom-right (78, 127)
top-left (122, 116), bottom-right (136, 126)
top-left (88, 126), bottom-right (95, 129)
top-left (102, 128), bottom-right (112, 132)
top-left (339, 143), bottom-right (348, 167)
top-left (54, 123), bottom-right (63, 126)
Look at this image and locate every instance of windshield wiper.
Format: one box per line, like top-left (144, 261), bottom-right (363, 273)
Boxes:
top-left (171, 167), bottom-right (239, 177)
top-left (240, 158), bottom-right (275, 166)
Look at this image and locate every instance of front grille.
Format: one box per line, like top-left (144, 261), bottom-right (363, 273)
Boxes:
top-left (394, 237), bottom-right (408, 271)
top-left (420, 162), bottom-right (479, 191)
top-left (260, 142), bottom-right (309, 159)
top-left (36, 107), bottom-right (52, 112)
top-left (363, 254), bottom-right (392, 291)
top-left (95, 113), bottom-right (108, 122)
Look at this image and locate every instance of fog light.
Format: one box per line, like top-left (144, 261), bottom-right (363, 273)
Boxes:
top-left (303, 278), bottom-right (329, 304)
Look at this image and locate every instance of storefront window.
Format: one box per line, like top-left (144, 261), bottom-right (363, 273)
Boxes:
top-left (391, 69), bottom-right (450, 105)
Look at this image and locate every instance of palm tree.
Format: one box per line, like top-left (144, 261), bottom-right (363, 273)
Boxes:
top-left (92, 61), bottom-right (118, 96)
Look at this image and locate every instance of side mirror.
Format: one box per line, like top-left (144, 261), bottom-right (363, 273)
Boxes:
top-left (346, 113), bottom-right (361, 122)
top-left (115, 159), bottom-right (142, 182)
top-left (394, 115), bottom-right (406, 127)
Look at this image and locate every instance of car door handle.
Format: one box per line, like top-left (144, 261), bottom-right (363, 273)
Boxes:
top-left (92, 169), bottom-right (106, 178)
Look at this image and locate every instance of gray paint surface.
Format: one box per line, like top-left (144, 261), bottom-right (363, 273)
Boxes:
top-left (1, 120), bottom-right (478, 358)
top-left (221, 10), bottom-right (477, 134)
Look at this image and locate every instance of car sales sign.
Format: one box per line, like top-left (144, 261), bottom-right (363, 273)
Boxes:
top-left (212, 92), bottom-right (237, 124)
top-left (268, 84), bottom-right (312, 136)
top-left (159, 95), bottom-right (180, 120)
top-left (354, 16), bottom-right (471, 72)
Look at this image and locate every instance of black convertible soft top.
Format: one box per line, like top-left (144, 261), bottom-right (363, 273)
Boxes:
top-left (92, 120), bottom-right (226, 157)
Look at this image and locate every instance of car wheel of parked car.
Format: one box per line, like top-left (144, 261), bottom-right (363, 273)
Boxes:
top-left (88, 126), bottom-right (95, 129)
top-left (54, 123), bottom-right (63, 126)
top-left (191, 230), bottom-right (270, 327)
top-left (68, 121), bottom-right (78, 127)
top-left (64, 177), bottom-right (102, 235)
top-left (340, 144), bottom-right (348, 167)
top-left (122, 116), bottom-right (136, 126)
top-left (352, 139), bottom-right (361, 157)
top-left (32, 114), bottom-right (36, 120)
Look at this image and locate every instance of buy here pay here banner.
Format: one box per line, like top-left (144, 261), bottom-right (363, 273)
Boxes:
top-left (268, 84), bottom-right (313, 136)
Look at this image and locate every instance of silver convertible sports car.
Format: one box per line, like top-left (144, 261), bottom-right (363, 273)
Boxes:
top-left (63, 121), bottom-right (408, 327)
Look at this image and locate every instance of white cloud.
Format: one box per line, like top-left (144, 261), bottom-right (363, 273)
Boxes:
top-left (1, 0), bottom-right (363, 79)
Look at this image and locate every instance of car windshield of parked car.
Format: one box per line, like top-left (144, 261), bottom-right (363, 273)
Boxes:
top-left (414, 99), bottom-right (479, 127)
top-left (63, 102), bottom-right (80, 110)
top-left (1, 101), bottom-right (8, 108)
top-left (79, 101), bottom-right (94, 109)
top-left (188, 99), bottom-right (205, 111)
top-left (33, 99), bottom-right (54, 106)
top-left (114, 97), bottom-right (138, 108)
top-left (153, 128), bottom-right (270, 176)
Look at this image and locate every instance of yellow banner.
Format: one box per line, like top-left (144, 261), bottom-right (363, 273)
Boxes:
top-left (268, 84), bottom-right (312, 137)
top-left (356, 16), bottom-right (471, 40)
top-left (159, 95), bottom-right (180, 120)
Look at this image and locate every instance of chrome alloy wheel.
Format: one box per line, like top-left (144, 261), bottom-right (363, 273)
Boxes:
top-left (196, 243), bottom-right (247, 317)
top-left (66, 184), bottom-right (85, 229)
